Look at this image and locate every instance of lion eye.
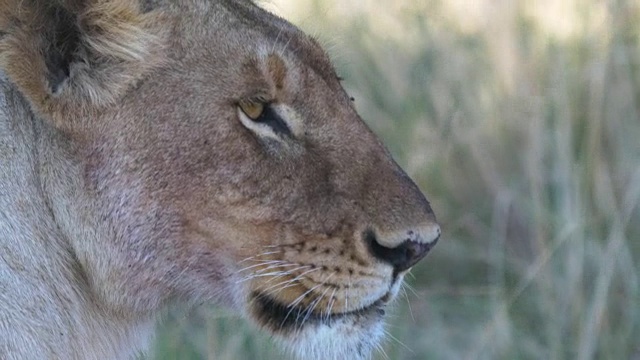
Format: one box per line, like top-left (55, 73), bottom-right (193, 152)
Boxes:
top-left (236, 101), bottom-right (292, 138)
top-left (238, 101), bottom-right (265, 121)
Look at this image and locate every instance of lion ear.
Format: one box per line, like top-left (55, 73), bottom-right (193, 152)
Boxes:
top-left (0, 0), bottom-right (166, 122)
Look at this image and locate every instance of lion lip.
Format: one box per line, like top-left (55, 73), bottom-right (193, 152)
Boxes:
top-left (251, 291), bottom-right (388, 333)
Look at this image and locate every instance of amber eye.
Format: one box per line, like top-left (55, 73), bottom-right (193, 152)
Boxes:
top-left (236, 100), bottom-right (293, 137)
top-left (238, 100), bottom-right (265, 121)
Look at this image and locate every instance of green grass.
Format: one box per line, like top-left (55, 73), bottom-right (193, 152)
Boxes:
top-left (151, 0), bottom-right (640, 359)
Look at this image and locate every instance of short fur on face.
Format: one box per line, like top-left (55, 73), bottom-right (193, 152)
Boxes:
top-left (0, 1), bottom-right (440, 359)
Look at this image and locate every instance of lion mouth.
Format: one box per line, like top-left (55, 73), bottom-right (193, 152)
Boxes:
top-left (251, 291), bottom-right (388, 333)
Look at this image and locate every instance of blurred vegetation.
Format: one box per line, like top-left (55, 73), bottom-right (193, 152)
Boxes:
top-left (150, 0), bottom-right (640, 359)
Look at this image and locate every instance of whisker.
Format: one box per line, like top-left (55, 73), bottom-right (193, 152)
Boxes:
top-left (402, 285), bottom-right (415, 322)
top-left (407, 269), bottom-right (416, 280)
top-left (255, 262), bottom-right (301, 274)
top-left (263, 244), bottom-right (285, 249)
top-left (403, 282), bottom-right (420, 298)
top-left (270, 27), bottom-right (284, 54)
top-left (235, 271), bottom-right (293, 284)
top-left (375, 341), bottom-right (390, 360)
top-left (278, 34), bottom-right (294, 56)
top-left (237, 260), bottom-right (287, 273)
top-left (325, 287), bottom-right (338, 322)
top-left (238, 250), bottom-right (281, 264)
top-left (287, 277), bottom-right (325, 310)
top-left (301, 273), bottom-right (336, 327)
top-left (383, 329), bottom-right (414, 354)
top-left (280, 283), bottom-right (323, 330)
top-left (346, 277), bottom-right (351, 312)
top-left (263, 281), bottom-right (302, 296)
top-left (261, 266), bottom-right (316, 294)
top-left (299, 293), bottom-right (323, 329)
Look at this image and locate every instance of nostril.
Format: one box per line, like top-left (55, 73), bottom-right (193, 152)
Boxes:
top-left (365, 230), bottom-right (437, 272)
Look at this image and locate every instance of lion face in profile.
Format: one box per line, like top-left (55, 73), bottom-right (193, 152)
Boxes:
top-left (0, 0), bottom-right (439, 359)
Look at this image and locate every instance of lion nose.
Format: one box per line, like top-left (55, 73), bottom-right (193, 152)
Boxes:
top-left (365, 223), bottom-right (441, 273)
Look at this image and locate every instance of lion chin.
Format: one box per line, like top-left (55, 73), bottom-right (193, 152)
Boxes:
top-left (246, 271), bottom-right (405, 359)
top-left (254, 292), bottom-right (388, 360)
top-left (282, 313), bottom-right (385, 360)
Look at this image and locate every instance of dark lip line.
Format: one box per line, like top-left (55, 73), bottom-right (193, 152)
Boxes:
top-left (252, 291), bottom-right (388, 333)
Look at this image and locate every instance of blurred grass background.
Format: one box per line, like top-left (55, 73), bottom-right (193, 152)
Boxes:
top-left (150, 0), bottom-right (640, 359)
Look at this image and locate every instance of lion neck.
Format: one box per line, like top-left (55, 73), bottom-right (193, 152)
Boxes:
top-left (0, 74), bottom-right (154, 359)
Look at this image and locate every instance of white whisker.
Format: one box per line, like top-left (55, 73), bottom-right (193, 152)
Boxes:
top-left (262, 266), bottom-right (317, 294)
top-left (235, 271), bottom-right (292, 284)
top-left (325, 287), bottom-right (337, 321)
top-left (402, 285), bottom-right (415, 322)
top-left (255, 262), bottom-right (301, 274)
top-left (301, 273), bottom-right (336, 327)
top-left (382, 329), bottom-right (414, 354)
top-left (237, 260), bottom-right (287, 273)
top-left (374, 339), bottom-right (390, 360)
top-left (403, 282), bottom-right (419, 298)
top-left (238, 250), bottom-right (281, 264)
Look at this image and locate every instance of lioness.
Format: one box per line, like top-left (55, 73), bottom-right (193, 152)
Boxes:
top-left (0, 0), bottom-right (440, 359)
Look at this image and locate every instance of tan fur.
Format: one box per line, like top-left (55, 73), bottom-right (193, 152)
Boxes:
top-left (0, 1), bottom-right (440, 359)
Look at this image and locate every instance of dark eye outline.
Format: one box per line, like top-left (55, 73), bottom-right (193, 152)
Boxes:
top-left (237, 101), bottom-right (292, 137)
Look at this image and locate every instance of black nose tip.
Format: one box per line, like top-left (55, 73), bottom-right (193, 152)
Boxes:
top-left (365, 230), bottom-right (438, 273)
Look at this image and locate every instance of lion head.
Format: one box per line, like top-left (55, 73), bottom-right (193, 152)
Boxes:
top-left (0, 0), bottom-right (439, 358)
